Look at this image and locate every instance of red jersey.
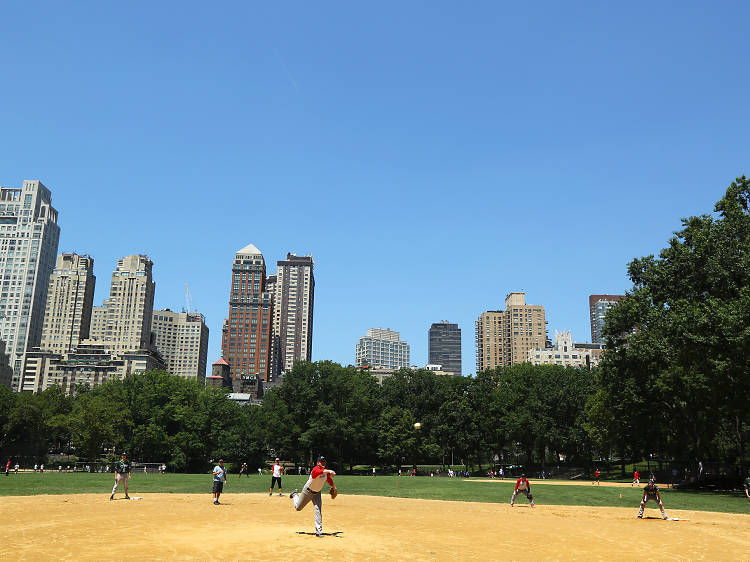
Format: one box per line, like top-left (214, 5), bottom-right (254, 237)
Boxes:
top-left (595, 470), bottom-right (600, 478)
top-left (634, 471), bottom-right (639, 479)
top-left (514, 477), bottom-right (530, 492)
top-left (305, 465), bottom-right (334, 492)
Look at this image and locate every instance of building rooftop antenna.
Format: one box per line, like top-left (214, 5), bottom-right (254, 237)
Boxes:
top-left (185, 283), bottom-right (192, 314)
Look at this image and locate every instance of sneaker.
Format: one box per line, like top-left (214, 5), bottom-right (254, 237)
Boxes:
top-left (109, 494), bottom-right (114, 501)
top-left (125, 495), bottom-right (130, 500)
top-left (316, 532), bottom-right (323, 537)
top-left (214, 500), bottom-right (218, 505)
top-left (637, 515), bottom-right (642, 519)
top-left (510, 503), bottom-right (514, 507)
top-left (662, 515), bottom-right (668, 520)
top-left (290, 489), bottom-right (299, 498)
top-left (269, 492), bottom-right (272, 496)
top-left (279, 493), bottom-right (284, 496)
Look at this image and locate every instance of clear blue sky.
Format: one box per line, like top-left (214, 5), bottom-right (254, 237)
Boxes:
top-left (1, 1), bottom-right (748, 373)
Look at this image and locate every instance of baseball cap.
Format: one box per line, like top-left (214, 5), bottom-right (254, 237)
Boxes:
top-left (218, 458), bottom-right (224, 463)
top-left (316, 456), bottom-right (326, 463)
top-left (121, 452), bottom-right (127, 456)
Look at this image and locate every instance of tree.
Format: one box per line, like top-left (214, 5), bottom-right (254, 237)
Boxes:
top-left (595, 176), bottom-right (750, 465)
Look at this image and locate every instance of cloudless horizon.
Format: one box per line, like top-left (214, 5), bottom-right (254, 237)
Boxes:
top-left (2, 1), bottom-right (749, 374)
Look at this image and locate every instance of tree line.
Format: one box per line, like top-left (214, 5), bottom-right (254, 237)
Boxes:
top-left (0, 177), bottom-right (748, 474)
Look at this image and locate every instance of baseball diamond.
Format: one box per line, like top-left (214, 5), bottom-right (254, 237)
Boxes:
top-left (0, 493), bottom-right (748, 560)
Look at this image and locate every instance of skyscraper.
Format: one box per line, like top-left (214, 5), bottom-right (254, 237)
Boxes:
top-left (0, 180), bottom-right (60, 389)
top-left (475, 292), bottom-right (547, 373)
top-left (39, 253), bottom-right (96, 354)
top-left (98, 255), bottom-right (156, 353)
top-left (428, 321), bottom-right (461, 375)
top-left (271, 253), bottom-right (314, 376)
top-left (589, 294), bottom-right (624, 344)
top-left (25, 254), bottom-right (163, 394)
top-left (152, 309), bottom-right (209, 381)
top-left (355, 328), bottom-right (410, 370)
top-left (221, 244), bottom-right (273, 381)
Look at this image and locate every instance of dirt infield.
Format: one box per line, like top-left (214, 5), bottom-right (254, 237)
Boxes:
top-left (1, 493), bottom-right (748, 560)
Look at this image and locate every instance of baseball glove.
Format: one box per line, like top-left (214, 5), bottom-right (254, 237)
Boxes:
top-left (329, 487), bottom-right (338, 499)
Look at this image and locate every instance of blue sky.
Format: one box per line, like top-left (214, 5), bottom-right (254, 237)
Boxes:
top-left (1, 1), bottom-right (748, 373)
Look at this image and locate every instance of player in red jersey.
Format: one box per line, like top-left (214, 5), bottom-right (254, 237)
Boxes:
top-left (290, 456), bottom-right (338, 537)
top-left (632, 470), bottom-right (640, 487)
top-left (593, 468), bottom-right (600, 485)
top-left (510, 474), bottom-right (535, 507)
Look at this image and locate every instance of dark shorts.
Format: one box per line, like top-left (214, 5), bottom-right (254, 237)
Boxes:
top-left (271, 476), bottom-right (282, 489)
top-left (213, 481), bottom-right (224, 493)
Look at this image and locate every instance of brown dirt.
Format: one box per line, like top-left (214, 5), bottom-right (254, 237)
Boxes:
top-left (1, 493), bottom-right (748, 560)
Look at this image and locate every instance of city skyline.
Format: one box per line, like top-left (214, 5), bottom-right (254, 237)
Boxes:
top-left (2, 3), bottom-right (748, 374)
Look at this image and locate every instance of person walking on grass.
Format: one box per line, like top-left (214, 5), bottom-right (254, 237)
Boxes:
top-left (213, 459), bottom-right (227, 505)
top-left (290, 456), bottom-right (338, 537)
top-left (110, 452), bottom-right (131, 500)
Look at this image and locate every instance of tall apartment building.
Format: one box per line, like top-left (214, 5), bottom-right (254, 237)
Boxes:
top-left (355, 328), bottom-right (410, 370)
top-left (39, 253), bottom-right (96, 354)
top-left (589, 294), bottom-right (624, 343)
top-left (25, 254), bottom-right (164, 394)
top-left (221, 244), bottom-right (273, 381)
top-left (271, 253), bottom-right (314, 376)
top-left (428, 321), bottom-right (461, 376)
top-left (152, 309), bottom-right (209, 381)
top-left (0, 180), bottom-right (60, 389)
top-left (475, 292), bottom-right (547, 372)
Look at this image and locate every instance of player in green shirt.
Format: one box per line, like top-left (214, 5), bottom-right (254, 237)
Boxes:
top-left (110, 452), bottom-right (132, 500)
top-left (743, 470), bottom-right (750, 500)
top-left (637, 479), bottom-right (668, 519)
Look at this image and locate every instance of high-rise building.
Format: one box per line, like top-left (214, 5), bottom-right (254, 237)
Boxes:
top-left (39, 253), bottom-right (96, 355)
top-left (152, 309), bottom-right (209, 381)
top-left (221, 244), bottom-right (273, 381)
top-left (475, 292), bottom-right (547, 373)
top-left (24, 254), bottom-right (164, 394)
top-left (428, 321), bottom-right (461, 376)
top-left (0, 180), bottom-right (60, 389)
top-left (271, 253), bottom-right (314, 376)
top-left (589, 294), bottom-right (625, 344)
top-left (355, 328), bottom-right (410, 370)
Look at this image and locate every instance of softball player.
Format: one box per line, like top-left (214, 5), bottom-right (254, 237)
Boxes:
top-left (110, 452), bottom-right (131, 500)
top-left (638, 480), bottom-right (668, 519)
top-left (510, 474), bottom-right (535, 507)
top-left (290, 456), bottom-right (337, 537)
top-left (269, 458), bottom-right (284, 496)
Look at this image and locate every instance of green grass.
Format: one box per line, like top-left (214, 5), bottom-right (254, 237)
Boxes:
top-left (1, 473), bottom-right (748, 515)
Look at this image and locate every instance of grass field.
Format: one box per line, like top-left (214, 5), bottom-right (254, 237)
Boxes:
top-left (1, 472), bottom-right (749, 514)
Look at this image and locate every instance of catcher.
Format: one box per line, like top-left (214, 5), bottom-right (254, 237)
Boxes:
top-left (289, 456), bottom-right (338, 537)
top-left (638, 479), bottom-right (668, 519)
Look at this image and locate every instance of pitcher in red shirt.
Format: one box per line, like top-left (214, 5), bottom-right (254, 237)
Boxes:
top-left (290, 456), bottom-right (338, 537)
top-left (632, 470), bottom-right (640, 487)
top-left (510, 474), bottom-right (535, 507)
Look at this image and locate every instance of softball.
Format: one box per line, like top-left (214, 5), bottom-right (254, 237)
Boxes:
top-left (414, 422), bottom-right (422, 429)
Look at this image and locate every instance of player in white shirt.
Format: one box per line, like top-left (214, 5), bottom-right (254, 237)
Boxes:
top-left (269, 457), bottom-right (284, 496)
